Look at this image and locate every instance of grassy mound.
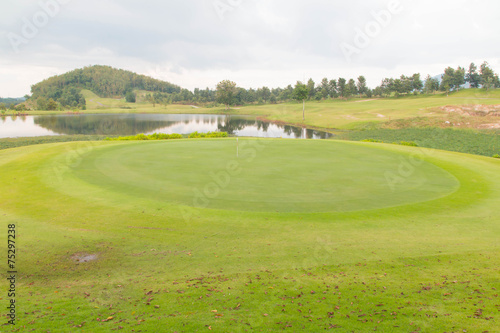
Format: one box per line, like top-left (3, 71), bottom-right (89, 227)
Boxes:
top-left (0, 139), bottom-right (499, 332)
top-left (64, 139), bottom-right (458, 212)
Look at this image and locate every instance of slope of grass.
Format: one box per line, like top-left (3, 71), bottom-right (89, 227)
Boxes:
top-left (0, 139), bottom-right (499, 332)
top-left (0, 135), bottom-right (113, 151)
top-left (339, 128), bottom-right (500, 157)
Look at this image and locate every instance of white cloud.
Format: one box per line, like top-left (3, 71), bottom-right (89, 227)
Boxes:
top-left (0, 0), bottom-right (500, 96)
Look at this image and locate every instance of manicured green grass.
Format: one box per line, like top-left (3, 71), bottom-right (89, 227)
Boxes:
top-left (1, 139), bottom-right (499, 332)
top-left (66, 140), bottom-right (458, 213)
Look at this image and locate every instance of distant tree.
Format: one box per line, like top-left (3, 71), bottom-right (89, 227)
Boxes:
top-left (261, 86), bottom-right (271, 103)
top-left (454, 67), bottom-right (466, 91)
top-left (357, 76), bottom-right (367, 96)
top-left (424, 75), bottom-right (439, 94)
top-left (440, 67), bottom-right (455, 96)
top-left (320, 78), bottom-right (330, 99)
top-left (36, 97), bottom-right (48, 110)
top-left (392, 78), bottom-right (403, 96)
top-left (411, 73), bottom-right (423, 92)
top-left (15, 104), bottom-right (27, 112)
top-left (337, 78), bottom-right (347, 98)
top-left (372, 86), bottom-right (384, 97)
top-left (480, 62), bottom-right (496, 90)
top-left (397, 76), bottom-right (409, 94)
top-left (314, 91), bottom-right (323, 101)
top-left (466, 63), bottom-right (481, 88)
top-left (216, 80), bottom-right (237, 110)
top-left (380, 78), bottom-right (393, 96)
top-left (47, 98), bottom-right (58, 111)
top-left (347, 79), bottom-right (357, 97)
top-left (125, 91), bottom-right (136, 103)
top-left (307, 79), bottom-right (315, 99)
top-left (293, 81), bottom-right (309, 121)
top-left (328, 80), bottom-right (338, 98)
top-left (246, 88), bottom-right (256, 103)
top-left (146, 93), bottom-right (157, 107)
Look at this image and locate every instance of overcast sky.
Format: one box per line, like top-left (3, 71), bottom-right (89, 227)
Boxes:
top-left (1, 0), bottom-right (499, 97)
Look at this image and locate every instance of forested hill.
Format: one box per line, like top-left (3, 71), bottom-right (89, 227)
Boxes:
top-left (30, 65), bottom-right (182, 108)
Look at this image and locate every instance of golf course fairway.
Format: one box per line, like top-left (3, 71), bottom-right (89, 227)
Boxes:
top-left (0, 138), bottom-right (499, 332)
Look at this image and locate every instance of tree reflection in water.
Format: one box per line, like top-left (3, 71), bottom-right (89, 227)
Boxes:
top-left (19, 114), bottom-right (334, 139)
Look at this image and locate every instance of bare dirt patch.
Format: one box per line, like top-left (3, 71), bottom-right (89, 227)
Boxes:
top-left (440, 105), bottom-right (500, 117)
top-left (72, 253), bottom-right (99, 263)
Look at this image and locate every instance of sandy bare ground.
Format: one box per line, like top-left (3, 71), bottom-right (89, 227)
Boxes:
top-left (440, 104), bottom-right (500, 115)
top-left (354, 99), bottom-right (378, 103)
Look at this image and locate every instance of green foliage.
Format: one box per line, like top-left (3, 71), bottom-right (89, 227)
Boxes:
top-left (0, 135), bottom-right (112, 151)
top-left (216, 80), bottom-right (237, 109)
top-left (292, 81), bottom-right (308, 101)
top-left (0, 97), bottom-right (24, 108)
top-left (360, 139), bottom-right (383, 143)
top-left (341, 128), bottom-right (499, 157)
top-left (493, 154), bottom-right (500, 159)
top-left (125, 91), bottom-right (136, 103)
top-left (47, 98), bottom-right (58, 111)
top-left (188, 131), bottom-right (228, 138)
top-left (108, 133), bottom-right (184, 141)
top-left (107, 132), bottom-right (228, 141)
top-left (399, 141), bottom-right (419, 147)
top-left (31, 65), bottom-right (180, 106)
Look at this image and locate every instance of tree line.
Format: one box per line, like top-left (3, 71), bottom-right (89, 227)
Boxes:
top-left (214, 61), bottom-right (499, 108)
top-left (21, 61), bottom-right (500, 111)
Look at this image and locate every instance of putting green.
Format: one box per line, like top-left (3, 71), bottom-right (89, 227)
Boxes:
top-left (1, 139), bottom-right (499, 332)
top-left (51, 139), bottom-right (459, 212)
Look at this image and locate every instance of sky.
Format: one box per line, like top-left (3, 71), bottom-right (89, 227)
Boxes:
top-left (1, 0), bottom-right (500, 97)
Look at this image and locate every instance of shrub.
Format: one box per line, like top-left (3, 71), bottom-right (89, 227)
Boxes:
top-left (108, 133), bottom-right (183, 141)
top-left (361, 139), bottom-right (383, 143)
top-left (189, 131), bottom-right (228, 138)
top-left (399, 141), bottom-right (419, 147)
top-left (493, 154), bottom-right (500, 159)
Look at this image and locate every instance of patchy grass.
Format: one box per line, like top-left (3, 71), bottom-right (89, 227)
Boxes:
top-left (338, 128), bottom-right (500, 157)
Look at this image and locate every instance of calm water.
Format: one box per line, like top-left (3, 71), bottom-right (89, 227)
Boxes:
top-left (0, 114), bottom-right (333, 139)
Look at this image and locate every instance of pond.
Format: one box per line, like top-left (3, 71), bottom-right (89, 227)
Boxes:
top-left (0, 114), bottom-right (333, 139)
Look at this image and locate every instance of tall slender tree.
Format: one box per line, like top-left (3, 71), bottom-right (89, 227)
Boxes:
top-left (480, 62), bottom-right (496, 90)
top-left (307, 79), bottom-right (316, 100)
top-left (454, 67), bottom-right (466, 91)
top-left (337, 78), bottom-right (347, 98)
top-left (466, 63), bottom-right (481, 88)
top-left (328, 79), bottom-right (338, 98)
top-left (357, 76), bottom-right (367, 97)
top-left (293, 81), bottom-right (309, 121)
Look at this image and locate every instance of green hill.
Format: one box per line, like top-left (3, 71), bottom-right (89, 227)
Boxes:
top-left (30, 65), bottom-right (182, 109)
